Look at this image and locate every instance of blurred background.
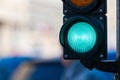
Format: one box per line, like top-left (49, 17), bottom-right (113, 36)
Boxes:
top-left (0, 0), bottom-right (62, 59)
top-left (0, 0), bottom-right (117, 80)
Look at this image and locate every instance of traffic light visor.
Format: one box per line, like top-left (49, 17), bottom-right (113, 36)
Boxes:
top-left (67, 22), bottom-right (97, 53)
top-left (71, 0), bottom-right (94, 7)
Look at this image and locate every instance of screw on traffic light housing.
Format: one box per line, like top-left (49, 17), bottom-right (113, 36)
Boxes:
top-left (59, 0), bottom-right (108, 69)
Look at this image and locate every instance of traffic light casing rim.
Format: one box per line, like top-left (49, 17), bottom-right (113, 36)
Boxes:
top-left (59, 16), bottom-right (107, 60)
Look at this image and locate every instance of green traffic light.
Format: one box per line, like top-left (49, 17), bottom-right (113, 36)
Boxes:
top-left (67, 22), bottom-right (97, 53)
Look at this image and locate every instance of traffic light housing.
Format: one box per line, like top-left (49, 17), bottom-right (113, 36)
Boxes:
top-left (59, 0), bottom-right (107, 69)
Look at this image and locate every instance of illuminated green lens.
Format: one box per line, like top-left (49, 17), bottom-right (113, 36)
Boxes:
top-left (67, 22), bottom-right (97, 53)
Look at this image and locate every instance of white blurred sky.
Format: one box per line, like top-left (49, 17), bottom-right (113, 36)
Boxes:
top-left (0, 0), bottom-right (117, 59)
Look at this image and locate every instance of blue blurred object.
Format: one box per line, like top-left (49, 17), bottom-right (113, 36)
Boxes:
top-left (29, 61), bottom-right (64, 80)
top-left (0, 57), bottom-right (64, 80)
top-left (0, 50), bottom-right (116, 80)
top-left (0, 57), bottom-right (33, 80)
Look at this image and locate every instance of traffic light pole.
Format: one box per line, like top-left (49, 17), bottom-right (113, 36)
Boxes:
top-left (116, 0), bottom-right (120, 79)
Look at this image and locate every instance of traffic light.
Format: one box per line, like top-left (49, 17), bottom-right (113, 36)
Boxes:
top-left (59, 0), bottom-right (107, 69)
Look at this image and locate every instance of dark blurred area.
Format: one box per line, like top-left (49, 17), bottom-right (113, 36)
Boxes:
top-left (0, 0), bottom-right (117, 80)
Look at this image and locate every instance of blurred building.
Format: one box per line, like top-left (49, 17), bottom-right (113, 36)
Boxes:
top-left (0, 0), bottom-right (30, 57)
